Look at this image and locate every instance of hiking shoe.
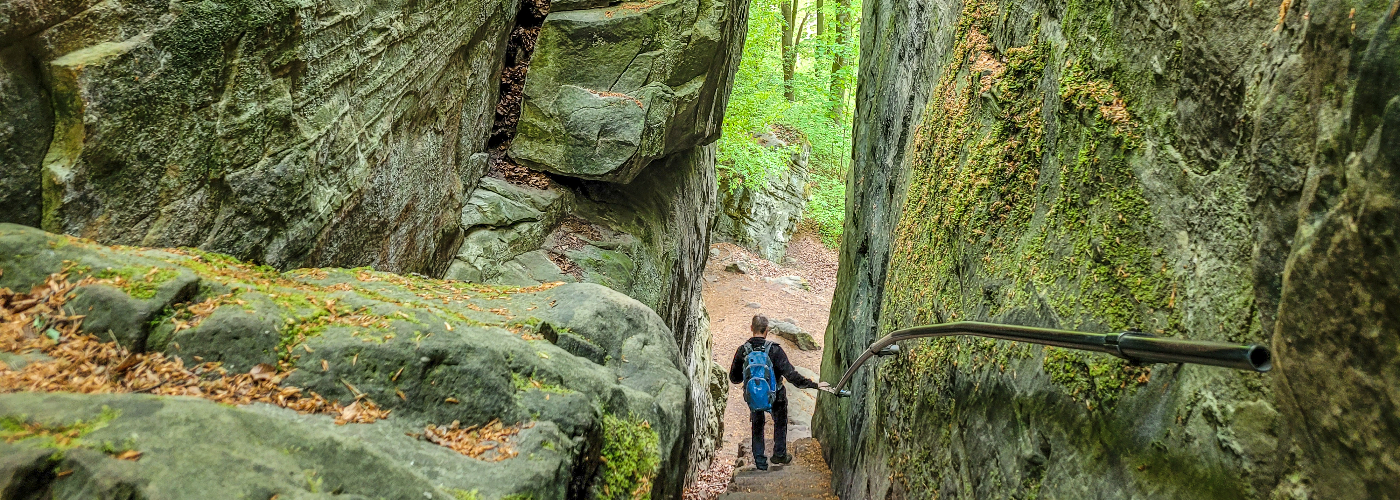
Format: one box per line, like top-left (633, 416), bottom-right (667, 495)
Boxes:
top-left (771, 453), bottom-right (792, 465)
top-left (755, 458), bottom-right (768, 470)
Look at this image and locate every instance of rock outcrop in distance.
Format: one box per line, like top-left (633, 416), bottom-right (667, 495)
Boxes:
top-left (0, 223), bottom-right (686, 499)
top-left (713, 129), bottom-right (812, 263)
top-left (0, 0), bottom-right (754, 494)
top-left (816, 0), bottom-right (1400, 498)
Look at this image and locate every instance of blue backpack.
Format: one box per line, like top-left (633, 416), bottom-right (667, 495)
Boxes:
top-left (742, 341), bottom-right (777, 412)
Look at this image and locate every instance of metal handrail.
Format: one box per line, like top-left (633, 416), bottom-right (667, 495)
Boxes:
top-left (826, 321), bottom-right (1271, 397)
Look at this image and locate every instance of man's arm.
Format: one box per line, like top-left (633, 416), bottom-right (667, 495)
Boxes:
top-left (728, 346), bottom-right (745, 384)
top-left (769, 344), bottom-right (818, 389)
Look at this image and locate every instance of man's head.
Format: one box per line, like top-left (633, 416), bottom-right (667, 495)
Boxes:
top-left (751, 314), bottom-right (769, 336)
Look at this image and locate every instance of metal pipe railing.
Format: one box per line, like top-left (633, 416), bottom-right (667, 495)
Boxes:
top-left (828, 322), bottom-right (1271, 397)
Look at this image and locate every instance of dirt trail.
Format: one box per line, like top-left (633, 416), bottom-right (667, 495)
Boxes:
top-left (686, 231), bottom-right (839, 500)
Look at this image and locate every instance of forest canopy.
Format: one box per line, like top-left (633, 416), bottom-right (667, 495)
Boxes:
top-left (718, 0), bottom-right (861, 246)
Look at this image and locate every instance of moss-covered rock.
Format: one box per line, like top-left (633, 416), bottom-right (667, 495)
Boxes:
top-left (712, 139), bottom-right (811, 262)
top-left (0, 223), bottom-right (687, 499)
top-left (509, 0), bottom-right (748, 183)
top-left (817, 0), bottom-right (1400, 498)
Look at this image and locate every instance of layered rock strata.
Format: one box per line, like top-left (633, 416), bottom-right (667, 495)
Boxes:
top-left (1, 0), bottom-right (753, 494)
top-left (0, 0), bottom-right (517, 275)
top-left (443, 0), bottom-right (752, 492)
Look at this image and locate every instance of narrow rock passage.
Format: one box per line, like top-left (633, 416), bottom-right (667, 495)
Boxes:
top-left (689, 232), bottom-right (839, 499)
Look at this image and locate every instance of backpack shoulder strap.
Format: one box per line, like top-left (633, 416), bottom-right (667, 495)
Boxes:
top-left (761, 341), bottom-right (773, 353)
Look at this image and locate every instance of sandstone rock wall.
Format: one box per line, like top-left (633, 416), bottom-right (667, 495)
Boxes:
top-left (509, 0), bottom-right (740, 182)
top-left (2, 0), bottom-right (752, 494)
top-left (816, 0), bottom-right (1400, 498)
top-left (0, 0), bottom-right (516, 275)
top-left (713, 136), bottom-right (811, 262)
top-left (441, 0), bottom-right (751, 492)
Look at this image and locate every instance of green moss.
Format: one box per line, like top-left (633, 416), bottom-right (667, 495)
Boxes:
top-left (1042, 347), bottom-right (1148, 410)
top-left (448, 489), bottom-right (480, 500)
top-left (862, 0), bottom-right (1251, 494)
top-left (0, 406), bottom-right (121, 450)
top-left (60, 260), bottom-right (91, 276)
top-left (597, 414), bottom-right (660, 500)
top-left (175, 247), bottom-right (281, 281)
top-left (94, 266), bottom-right (181, 299)
top-left (512, 372), bottom-right (575, 395)
top-left (877, 0), bottom-right (1177, 411)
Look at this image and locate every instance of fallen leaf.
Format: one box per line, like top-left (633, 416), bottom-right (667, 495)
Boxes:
top-left (250, 363), bottom-right (277, 382)
top-left (114, 450), bottom-right (142, 461)
top-left (397, 389), bottom-right (407, 401)
top-left (321, 359), bottom-right (329, 372)
top-left (445, 397), bottom-right (460, 404)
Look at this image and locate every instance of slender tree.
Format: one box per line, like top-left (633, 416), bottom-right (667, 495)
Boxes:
top-left (828, 0), bottom-right (852, 119)
top-left (780, 0), bottom-right (814, 101)
top-left (779, 0), bottom-right (798, 101)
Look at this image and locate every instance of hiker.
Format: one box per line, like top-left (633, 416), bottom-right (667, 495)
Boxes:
top-left (729, 314), bottom-right (828, 470)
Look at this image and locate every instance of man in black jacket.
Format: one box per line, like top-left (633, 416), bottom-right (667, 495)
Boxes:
top-left (729, 314), bottom-right (826, 470)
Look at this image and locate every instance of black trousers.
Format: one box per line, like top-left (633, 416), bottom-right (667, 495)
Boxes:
top-left (749, 392), bottom-right (789, 460)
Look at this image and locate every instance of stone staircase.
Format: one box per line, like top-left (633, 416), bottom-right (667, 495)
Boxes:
top-left (720, 438), bottom-right (838, 499)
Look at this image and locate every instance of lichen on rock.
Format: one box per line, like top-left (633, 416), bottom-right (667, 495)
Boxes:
top-left (0, 223), bottom-right (686, 499)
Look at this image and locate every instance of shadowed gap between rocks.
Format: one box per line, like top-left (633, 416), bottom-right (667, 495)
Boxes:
top-left (488, 0), bottom-right (555, 189)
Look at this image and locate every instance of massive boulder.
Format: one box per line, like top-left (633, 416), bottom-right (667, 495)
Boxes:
top-left (452, 144), bottom-right (728, 495)
top-left (0, 223), bottom-right (688, 499)
top-left (817, 0), bottom-right (1400, 499)
top-left (713, 132), bottom-right (811, 262)
top-left (448, 0), bottom-right (750, 490)
top-left (0, 0), bottom-right (515, 274)
top-left (508, 0), bottom-right (744, 183)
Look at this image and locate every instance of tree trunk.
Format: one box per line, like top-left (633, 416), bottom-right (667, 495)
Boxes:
top-left (828, 0), bottom-right (852, 120)
top-left (780, 0), bottom-right (798, 101)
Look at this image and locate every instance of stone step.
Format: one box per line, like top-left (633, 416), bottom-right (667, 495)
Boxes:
top-left (719, 438), bottom-right (837, 500)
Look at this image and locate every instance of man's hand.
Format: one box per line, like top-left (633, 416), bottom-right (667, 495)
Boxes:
top-left (817, 382), bottom-right (834, 393)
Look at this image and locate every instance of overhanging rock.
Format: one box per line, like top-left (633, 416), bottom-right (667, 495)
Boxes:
top-left (508, 0), bottom-right (744, 183)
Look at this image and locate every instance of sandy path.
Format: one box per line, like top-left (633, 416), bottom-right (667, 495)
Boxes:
top-left (686, 231), bottom-right (838, 500)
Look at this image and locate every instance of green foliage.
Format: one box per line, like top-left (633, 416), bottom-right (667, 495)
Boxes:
top-left (596, 414), bottom-right (660, 500)
top-left (718, 0), bottom-right (861, 246)
top-left (804, 174), bottom-right (846, 246)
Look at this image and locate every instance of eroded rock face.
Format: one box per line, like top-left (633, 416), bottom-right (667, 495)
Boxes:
top-left (0, 0), bottom-right (514, 275)
top-left (1, 0), bottom-right (752, 493)
top-left (509, 0), bottom-right (746, 182)
top-left (0, 223), bottom-right (686, 499)
top-left (713, 138), bottom-right (810, 262)
top-left (817, 0), bottom-right (1400, 499)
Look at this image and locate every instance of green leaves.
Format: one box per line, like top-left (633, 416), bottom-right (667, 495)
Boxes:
top-left (718, 0), bottom-right (860, 246)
